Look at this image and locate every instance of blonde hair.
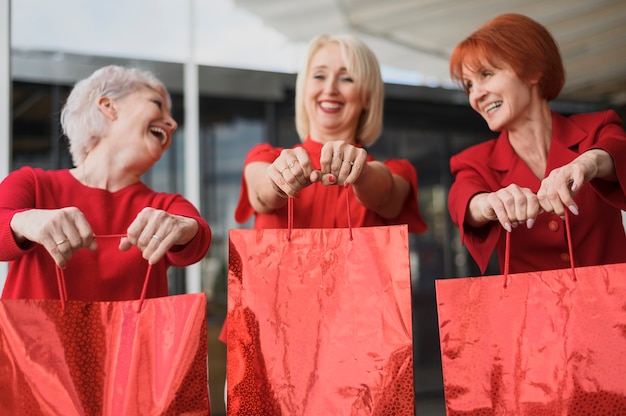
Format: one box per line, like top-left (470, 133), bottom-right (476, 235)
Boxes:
top-left (61, 65), bottom-right (171, 166)
top-left (295, 34), bottom-right (384, 146)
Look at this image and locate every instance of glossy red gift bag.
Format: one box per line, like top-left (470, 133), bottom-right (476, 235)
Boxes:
top-left (436, 218), bottom-right (626, 415)
top-left (226, 201), bottom-right (415, 415)
top-left (0, 264), bottom-right (210, 415)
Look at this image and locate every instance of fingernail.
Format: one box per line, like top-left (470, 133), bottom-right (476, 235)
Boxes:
top-left (504, 223), bottom-right (512, 233)
top-left (526, 219), bottom-right (535, 229)
top-left (328, 175), bottom-right (335, 183)
top-left (568, 205), bottom-right (579, 215)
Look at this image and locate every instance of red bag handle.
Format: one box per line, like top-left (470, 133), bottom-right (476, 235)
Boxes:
top-left (286, 183), bottom-right (354, 241)
top-left (503, 211), bottom-right (576, 288)
top-left (54, 234), bottom-right (153, 313)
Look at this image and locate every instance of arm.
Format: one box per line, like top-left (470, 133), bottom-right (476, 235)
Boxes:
top-left (245, 161), bottom-right (289, 213)
top-left (351, 161), bottom-right (410, 219)
top-left (0, 167), bottom-right (96, 268)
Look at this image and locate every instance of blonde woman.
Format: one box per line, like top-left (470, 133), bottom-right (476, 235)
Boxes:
top-left (235, 33), bottom-right (427, 232)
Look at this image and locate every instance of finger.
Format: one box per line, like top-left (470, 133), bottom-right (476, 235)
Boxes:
top-left (522, 191), bottom-right (541, 229)
top-left (309, 170), bottom-right (322, 183)
top-left (146, 232), bottom-right (169, 264)
top-left (320, 142), bottom-right (340, 173)
top-left (68, 212), bottom-right (96, 251)
top-left (330, 151), bottom-right (343, 174)
top-left (486, 193), bottom-right (513, 232)
top-left (292, 147), bottom-right (313, 177)
top-left (278, 169), bottom-right (304, 196)
top-left (283, 159), bottom-right (309, 187)
top-left (319, 173), bottom-right (337, 186)
top-left (47, 238), bottom-right (72, 268)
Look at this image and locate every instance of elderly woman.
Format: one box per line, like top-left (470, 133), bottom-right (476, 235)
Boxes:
top-left (447, 13), bottom-right (626, 274)
top-left (0, 65), bottom-right (211, 300)
top-left (235, 33), bottom-right (427, 232)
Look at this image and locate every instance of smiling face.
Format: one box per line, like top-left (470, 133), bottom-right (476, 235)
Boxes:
top-left (107, 85), bottom-right (178, 163)
top-left (462, 60), bottom-right (536, 132)
top-left (303, 43), bottom-right (364, 143)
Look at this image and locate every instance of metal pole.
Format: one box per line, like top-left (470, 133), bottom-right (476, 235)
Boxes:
top-left (184, 0), bottom-right (201, 294)
top-left (0, 0), bottom-right (11, 289)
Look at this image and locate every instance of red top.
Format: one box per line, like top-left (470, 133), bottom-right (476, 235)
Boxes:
top-left (235, 137), bottom-right (427, 233)
top-left (0, 167), bottom-right (211, 301)
top-left (448, 110), bottom-right (626, 274)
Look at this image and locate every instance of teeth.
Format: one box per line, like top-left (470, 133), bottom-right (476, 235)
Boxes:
top-left (320, 102), bottom-right (341, 110)
top-left (149, 127), bottom-right (168, 144)
top-left (485, 101), bottom-right (502, 113)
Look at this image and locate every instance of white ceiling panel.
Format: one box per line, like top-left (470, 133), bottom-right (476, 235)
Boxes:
top-left (235, 0), bottom-right (626, 105)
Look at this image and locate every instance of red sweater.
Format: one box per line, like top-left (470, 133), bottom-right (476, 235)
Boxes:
top-left (235, 137), bottom-right (428, 233)
top-left (0, 167), bottom-right (211, 301)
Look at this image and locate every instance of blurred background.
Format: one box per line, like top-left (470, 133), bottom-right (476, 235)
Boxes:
top-left (2, 0), bottom-right (625, 414)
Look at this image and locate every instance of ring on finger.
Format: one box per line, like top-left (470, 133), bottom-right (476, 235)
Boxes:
top-left (151, 234), bottom-right (163, 241)
top-left (332, 152), bottom-right (342, 158)
top-left (288, 160), bottom-right (297, 169)
top-left (56, 239), bottom-right (68, 246)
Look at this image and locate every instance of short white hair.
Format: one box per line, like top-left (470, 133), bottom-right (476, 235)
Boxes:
top-left (61, 65), bottom-right (171, 166)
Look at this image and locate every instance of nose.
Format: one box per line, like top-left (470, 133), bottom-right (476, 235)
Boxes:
top-left (164, 113), bottom-right (178, 132)
top-left (469, 83), bottom-right (486, 106)
top-left (324, 76), bottom-right (339, 93)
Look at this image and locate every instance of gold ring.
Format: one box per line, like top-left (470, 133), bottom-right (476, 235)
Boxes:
top-left (151, 234), bottom-right (162, 241)
top-left (56, 239), bottom-right (68, 246)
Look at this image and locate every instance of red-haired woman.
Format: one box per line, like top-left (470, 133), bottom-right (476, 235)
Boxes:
top-left (447, 13), bottom-right (626, 274)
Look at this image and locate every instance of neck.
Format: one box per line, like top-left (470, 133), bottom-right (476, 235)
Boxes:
top-left (73, 151), bottom-right (141, 192)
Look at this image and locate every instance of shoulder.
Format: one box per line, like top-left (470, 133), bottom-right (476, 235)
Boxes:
top-left (1, 166), bottom-right (67, 185)
top-left (566, 109), bottom-right (623, 128)
top-left (451, 138), bottom-right (499, 164)
top-left (245, 143), bottom-right (284, 164)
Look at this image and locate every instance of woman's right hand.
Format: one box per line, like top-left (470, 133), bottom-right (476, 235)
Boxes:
top-left (268, 147), bottom-right (319, 197)
top-left (10, 207), bottom-right (97, 268)
top-left (467, 184), bottom-right (541, 232)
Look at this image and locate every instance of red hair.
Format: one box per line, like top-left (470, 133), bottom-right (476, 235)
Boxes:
top-left (449, 13), bottom-right (565, 101)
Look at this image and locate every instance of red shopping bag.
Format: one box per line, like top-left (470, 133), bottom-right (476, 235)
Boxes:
top-left (226, 199), bottom-right (415, 416)
top-left (436, 216), bottom-right (626, 415)
top-left (0, 256), bottom-right (210, 415)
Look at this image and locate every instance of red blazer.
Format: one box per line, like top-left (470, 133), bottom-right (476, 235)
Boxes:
top-left (448, 110), bottom-right (626, 274)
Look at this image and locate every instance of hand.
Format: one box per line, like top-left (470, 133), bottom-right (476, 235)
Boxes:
top-left (10, 207), bottom-right (97, 268)
top-left (318, 141), bottom-right (368, 186)
top-left (537, 161), bottom-right (591, 217)
top-left (469, 184), bottom-right (541, 232)
top-left (268, 147), bottom-right (316, 197)
top-left (119, 207), bottom-right (199, 264)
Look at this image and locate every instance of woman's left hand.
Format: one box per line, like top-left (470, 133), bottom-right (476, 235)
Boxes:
top-left (538, 149), bottom-right (616, 217)
top-left (318, 141), bottom-right (368, 186)
top-left (119, 207), bottom-right (199, 264)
